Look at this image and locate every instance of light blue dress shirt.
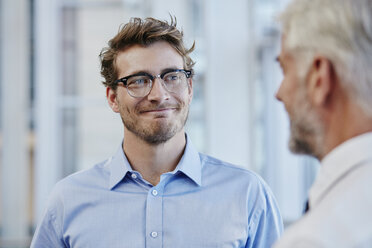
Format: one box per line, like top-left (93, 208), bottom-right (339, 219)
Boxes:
top-left (31, 137), bottom-right (283, 248)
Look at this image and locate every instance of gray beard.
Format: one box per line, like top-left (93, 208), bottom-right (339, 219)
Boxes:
top-left (288, 86), bottom-right (324, 159)
top-left (289, 119), bottom-right (321, 157)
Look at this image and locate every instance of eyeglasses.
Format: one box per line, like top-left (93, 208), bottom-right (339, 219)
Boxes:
top-left (114, 69), bottom-right (192, 98)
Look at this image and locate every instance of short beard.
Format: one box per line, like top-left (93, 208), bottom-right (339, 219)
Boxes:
top-left (122, 105), bottom-right (189, 145)
top-left (289, 84), bottom-right (324, 159)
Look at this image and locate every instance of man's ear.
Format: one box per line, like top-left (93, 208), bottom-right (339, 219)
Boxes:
top-left (307, 56), bottom-right (335, 107)
top-left (106, 87), bottom-right (120, 113)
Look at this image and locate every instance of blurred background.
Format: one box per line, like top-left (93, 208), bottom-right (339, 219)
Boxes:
top-left (0, 0), bottom-right (319, 247)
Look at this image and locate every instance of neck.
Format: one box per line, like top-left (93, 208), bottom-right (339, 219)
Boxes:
top-left (122, 129), bottom-right (187, 186)
top-left (320, 99), bottom-right (372, 161)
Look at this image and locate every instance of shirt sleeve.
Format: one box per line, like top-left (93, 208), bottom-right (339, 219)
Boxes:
top-left (30, 186), bottom-right (67, 248)
top-left (246, 178), bottom-right (283, 248)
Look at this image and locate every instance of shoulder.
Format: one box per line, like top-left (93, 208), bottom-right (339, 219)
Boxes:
top-left (200, 153), bottom-right (258, 175)
top-left (199, 153), bottom-right (268, 188)
top-left (198, 154), bottom-right (284, 243)
top-left (59, 159), bottom-right (109, 187)
top-left (48, 159), bottom-right (110, 205)
top-left (276, 184), bottom-right (372, 248)
top-left (274, 212), bottom-right (336, 248)
top-left (198, 153), bottom-right (278, 211)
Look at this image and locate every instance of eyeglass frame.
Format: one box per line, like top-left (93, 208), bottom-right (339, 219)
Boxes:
top-left (114, 69), bottom-right (193, 98)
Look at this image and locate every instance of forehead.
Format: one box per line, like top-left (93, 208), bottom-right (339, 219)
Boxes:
top-left (278, 34), bottom-right (295, 64)
top-left (115, 41), bottom-right (184, 76)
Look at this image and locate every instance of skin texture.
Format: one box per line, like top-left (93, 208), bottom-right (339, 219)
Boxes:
top-left (276, 35), bottom-right (372, 161)
top-left (106, 41), bottom-right (193, 185)
top-left (276, 38), bottom-right (325, 159)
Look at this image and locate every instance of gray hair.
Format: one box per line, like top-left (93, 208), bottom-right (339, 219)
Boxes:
top-left (278, 0), bottom-right (372, 116)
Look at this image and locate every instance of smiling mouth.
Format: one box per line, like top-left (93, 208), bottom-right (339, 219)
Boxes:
top-left (141, 108), bottom-right (177, 113)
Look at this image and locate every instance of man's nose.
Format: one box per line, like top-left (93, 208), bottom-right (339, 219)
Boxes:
top-left (147, 78), bottom-right (170, 101)
top-left (275, 90), bottom-right (282, 101)
top-left (275, 83), bottom-right (283, 102)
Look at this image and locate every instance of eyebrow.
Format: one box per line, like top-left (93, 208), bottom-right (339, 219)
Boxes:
top-left (128, 67), bottom-right (180, 77)
top-left (160, 67), bottom-right (181, 74)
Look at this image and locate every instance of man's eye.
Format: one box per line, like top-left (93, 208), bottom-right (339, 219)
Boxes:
top-left (134, 79), bottom-right (145, 84)
top-left (164, 73), bottom-right (180, 82)
top-left (128, 77), bottom-right (150, 87)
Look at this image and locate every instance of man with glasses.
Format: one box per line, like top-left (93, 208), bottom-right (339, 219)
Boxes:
top-left (31, 17), bottom-right (282, 247)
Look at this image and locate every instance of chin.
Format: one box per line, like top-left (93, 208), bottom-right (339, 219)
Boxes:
top-left (289, 137), bottom-right (313, 155)
top-left (289, 134), bottom-right (324, 159)
top-left (141, 123), bottom-right (183, 144)
top-left (142, 130), bottom-right (178, 145)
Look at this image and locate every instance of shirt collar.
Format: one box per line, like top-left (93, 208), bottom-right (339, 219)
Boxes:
top-left (172, 135), bottom-right (202, 186)
top-left (108, 143), bottom-right (133, 190)
top-left (309, 132), bottom-right (372, 207)
top-left (108, 135), bottom-right (202, 190)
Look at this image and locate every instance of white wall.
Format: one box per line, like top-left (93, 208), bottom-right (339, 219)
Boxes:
top-left (204, 0), bottom-right (253, 168)
top-left (0, 0), bottom-right (30, 246)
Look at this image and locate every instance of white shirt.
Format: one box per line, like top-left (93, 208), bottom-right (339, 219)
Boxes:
top-left (274, 132), bottom-right (372, 248)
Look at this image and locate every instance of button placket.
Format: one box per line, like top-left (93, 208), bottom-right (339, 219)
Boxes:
top-left (145, 185), bottom-right (164, 248)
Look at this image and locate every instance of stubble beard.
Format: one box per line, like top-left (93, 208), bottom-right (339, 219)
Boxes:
top-left (289, 83), bottom-right (325, 159)
top-left (121, 102), bottom-right (189, 145)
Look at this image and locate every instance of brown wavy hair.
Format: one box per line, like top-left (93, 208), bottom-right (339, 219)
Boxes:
top-left (99, 16), bottom-right (195, 89)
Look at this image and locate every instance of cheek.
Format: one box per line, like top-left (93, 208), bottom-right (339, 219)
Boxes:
top-left (184, 93), bottom-right (193, 107)
top-left (283, 74), bottom-right (299, 97)
top-left (173, 90), bottom-right (191, 105)
top-left (186, 94), bottom-right (192, 105)
top-left (117, 97), bottom-right (139, 115)
top-left (279, 81), bottom-right (298, 114)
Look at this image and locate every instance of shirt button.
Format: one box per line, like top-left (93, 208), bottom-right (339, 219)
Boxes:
top-left (150, 231), bottom-right (158, 238)
top-left (152, 189), bottom-right (158, 196)
top-left (131, 173), bottom-right (137, 179)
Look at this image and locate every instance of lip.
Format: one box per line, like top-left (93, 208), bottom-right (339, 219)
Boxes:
top-left (140, 108), bottom-right (177, 114)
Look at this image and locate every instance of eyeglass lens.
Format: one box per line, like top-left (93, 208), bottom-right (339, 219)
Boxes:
top-left (126, 71), bottom-right (188, 97)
